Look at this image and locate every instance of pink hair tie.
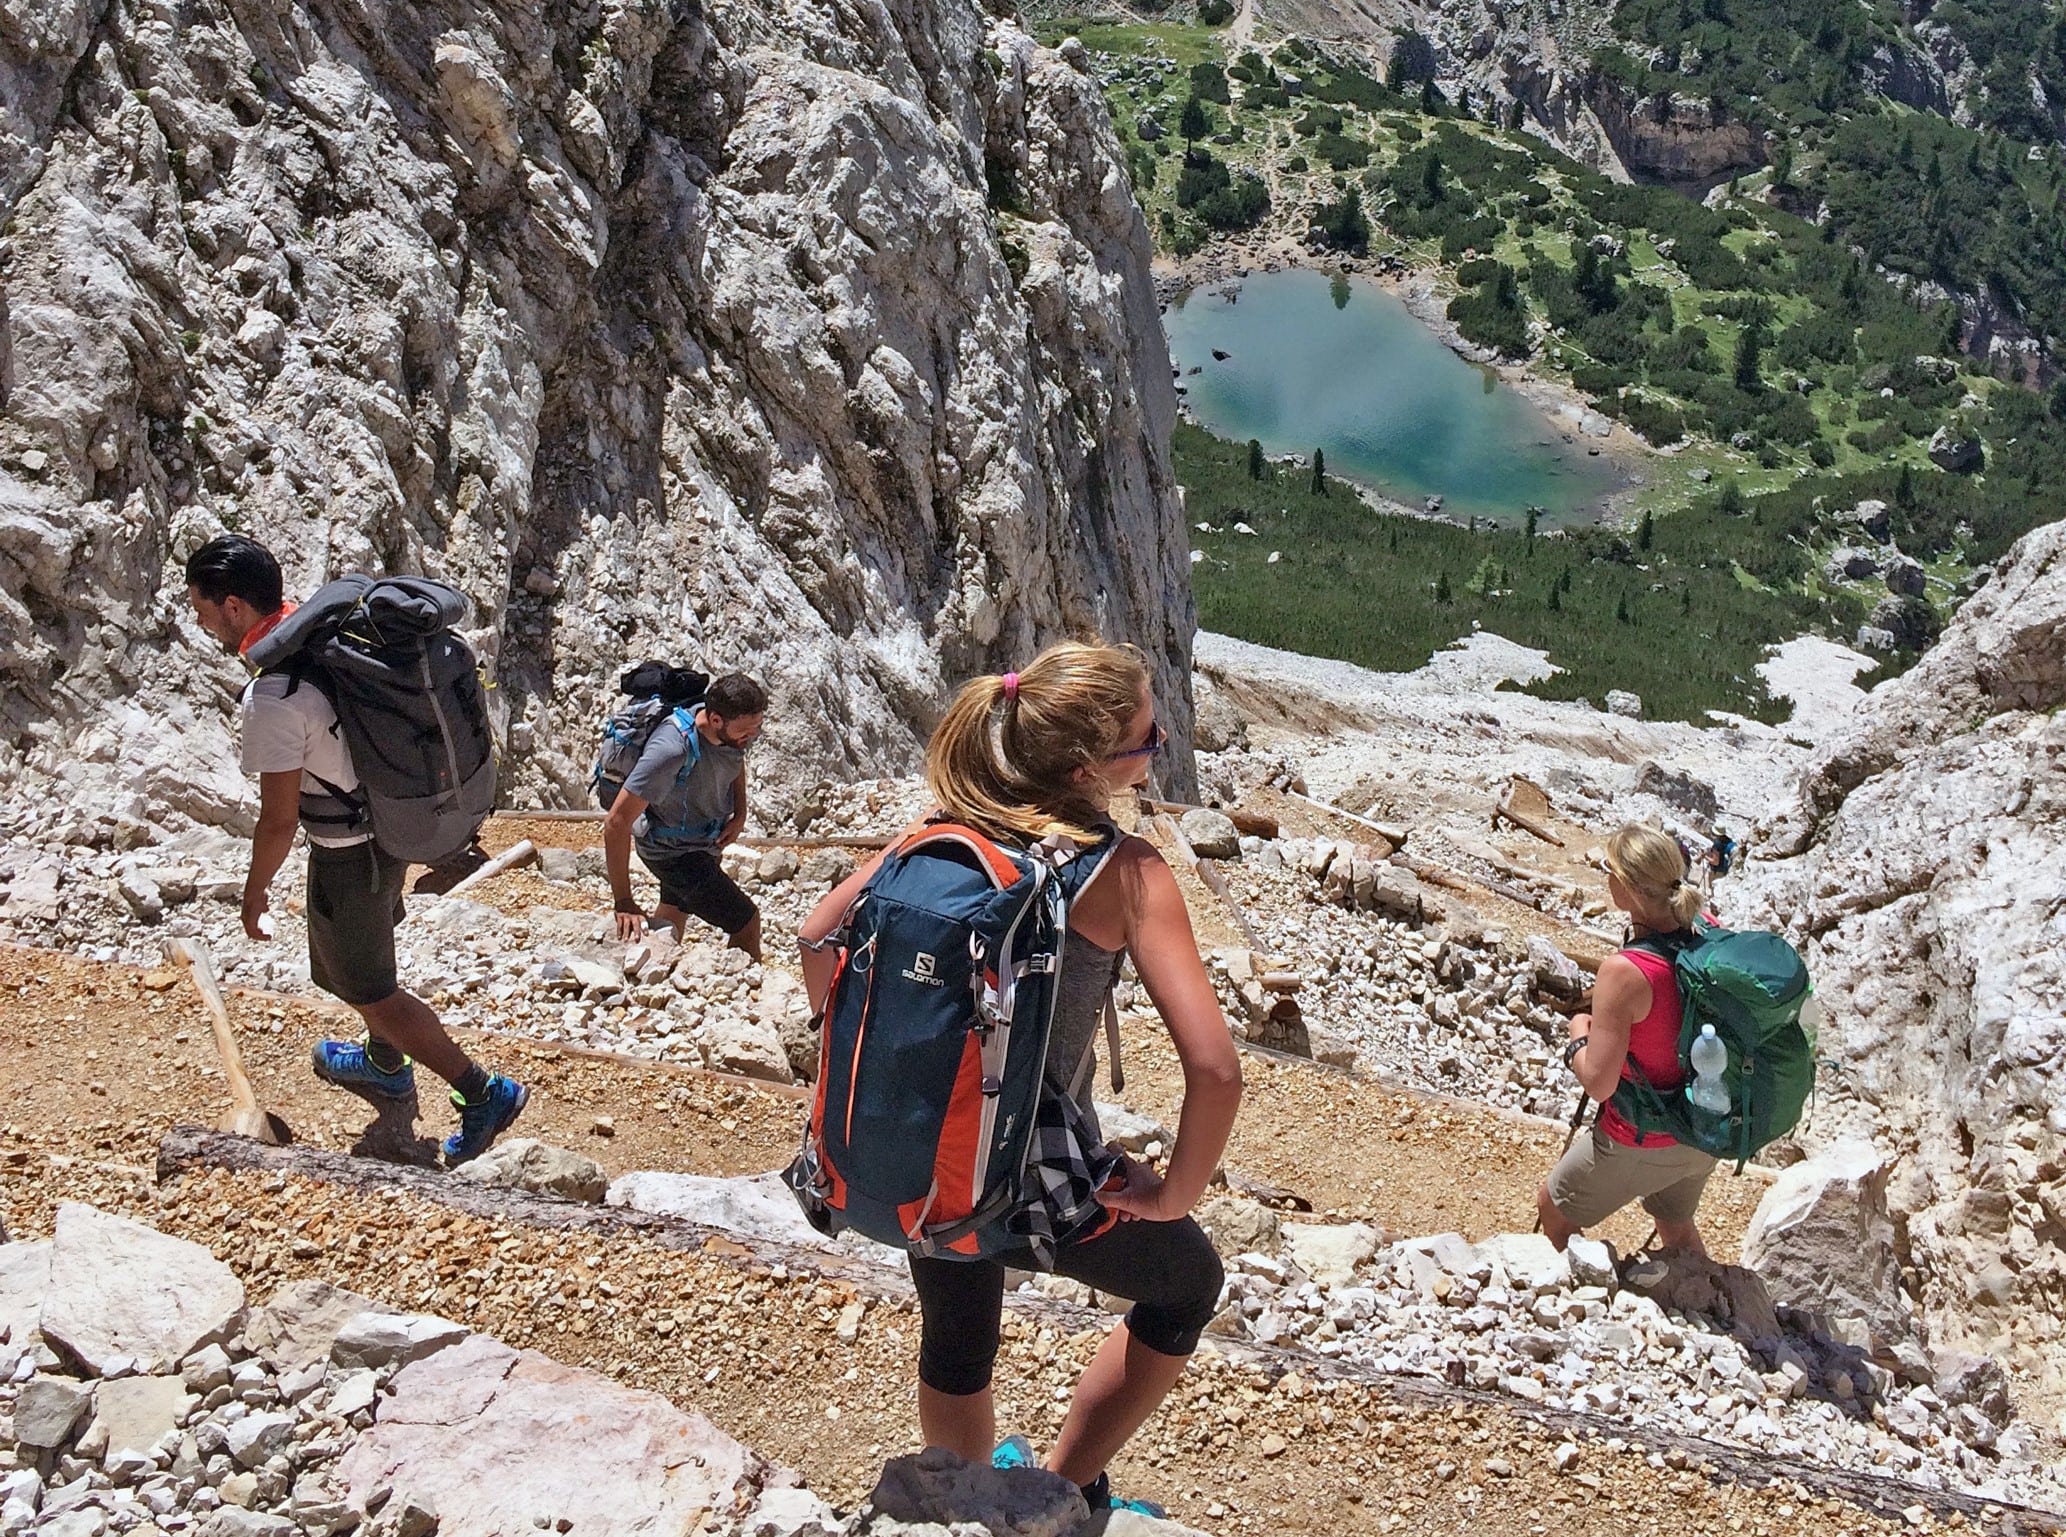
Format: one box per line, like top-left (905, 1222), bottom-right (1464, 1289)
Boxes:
top-left (1001, 671), bottom-right (1019, 703)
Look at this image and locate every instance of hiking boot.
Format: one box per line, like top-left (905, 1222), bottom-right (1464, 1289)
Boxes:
top-left (991, 1436), bottom-right (1038, 1473)
top-left (311, 1039), bottom-right (415, 1101)
top-left (442, 1075), bottom-right (528, 1164)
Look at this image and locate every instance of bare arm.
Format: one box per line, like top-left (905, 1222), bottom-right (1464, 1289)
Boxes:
top-left (720, 764), bottom-right (749, 848)
top-left (603, 790), bottom-right (649, 940)
top-left (243, 771), bottom-right (301, 941)
top-left (798, 849), bottom-right (889, 1010)
top-left (1104, 844), bottom-right (1242, 1220)
top-left (1566, 954), bottom-right (1651, 1102)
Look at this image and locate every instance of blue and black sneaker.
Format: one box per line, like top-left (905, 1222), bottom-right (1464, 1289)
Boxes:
top-left (992, 1436), bottom-right (1038, 1473)
top-left (442, 1075), bottom-right (528, 1164)
top-left (311, 1039), bottom-right (415, 1101)
top-left (1078, 1472), bottom-right (1165, 1518)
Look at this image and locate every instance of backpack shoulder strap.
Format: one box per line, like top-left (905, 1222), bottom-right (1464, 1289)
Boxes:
top-left (897, 822), bottom-right (1026, 889)
top-left (669, 706), bottom-right (704, 784)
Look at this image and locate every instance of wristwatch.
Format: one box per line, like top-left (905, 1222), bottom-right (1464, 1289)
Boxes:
top-left (1561, 1036), bottom-right (1588, 1069)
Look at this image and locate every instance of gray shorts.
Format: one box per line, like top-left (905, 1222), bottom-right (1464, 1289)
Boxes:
top-left (1548, 1127), bottom-right (1717, 1229)
top-left (306, 843), bottom-right (405, 1007)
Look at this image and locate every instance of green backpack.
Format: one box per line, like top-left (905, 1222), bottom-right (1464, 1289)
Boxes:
top-left (1608, 923), bottom-right (1818, 1170)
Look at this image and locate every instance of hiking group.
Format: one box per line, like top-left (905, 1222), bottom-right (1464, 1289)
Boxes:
top-left (183, 535), bottom-right (1813, 1517)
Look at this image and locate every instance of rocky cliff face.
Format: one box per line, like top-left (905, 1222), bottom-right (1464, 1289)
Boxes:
top-left (1584, 81), bottom-right (1764, 189)
top-left (1739, 520), bottom-right (2066, 1418)
top-left (0, 0), bottom-right (1195, 836)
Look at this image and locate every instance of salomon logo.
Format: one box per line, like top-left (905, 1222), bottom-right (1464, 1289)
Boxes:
top-left (901, 951), bottom-right (944, 986)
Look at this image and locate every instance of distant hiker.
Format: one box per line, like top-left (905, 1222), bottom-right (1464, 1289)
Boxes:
top-left (1538, 823), bottom-right (1716, 1256)
top-left (601, 671), bottom-right (767, 959)
top-left (793, 642), bottom-right (1242, 1517)
top-left (183, 535), bottom-right (527, 1165)
top-left (1705, 828), bottom-right (1738, 879)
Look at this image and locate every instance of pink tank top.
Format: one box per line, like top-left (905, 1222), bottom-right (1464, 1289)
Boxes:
top-left (1597, 946), bottom-right (1685, 1147)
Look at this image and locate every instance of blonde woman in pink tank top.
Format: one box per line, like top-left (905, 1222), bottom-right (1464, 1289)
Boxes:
top-left (1538, 824), bottom-right (1719, 1257)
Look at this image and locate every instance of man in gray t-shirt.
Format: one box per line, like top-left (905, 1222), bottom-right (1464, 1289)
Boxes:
top-left (603, 671), bottom-right (768, 959)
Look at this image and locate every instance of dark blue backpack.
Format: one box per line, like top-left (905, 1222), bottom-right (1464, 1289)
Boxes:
top-left (785, 821), bottom-right (1118, 1262)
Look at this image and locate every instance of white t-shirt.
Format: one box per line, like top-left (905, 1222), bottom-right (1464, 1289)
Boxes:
top-left (239, 673), bottom-right (371, 847)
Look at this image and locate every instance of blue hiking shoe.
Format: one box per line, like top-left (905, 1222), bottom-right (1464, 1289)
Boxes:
top-left (311, 1039), bottom-right (415, 1101)
top-left (992, 1436), bottom-right (1038, 1473)
top-left (442, 1075), bottom-right (528, 1164)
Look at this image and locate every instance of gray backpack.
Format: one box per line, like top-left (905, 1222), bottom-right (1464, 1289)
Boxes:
top-left (245, 575), bottom-right (496, 867)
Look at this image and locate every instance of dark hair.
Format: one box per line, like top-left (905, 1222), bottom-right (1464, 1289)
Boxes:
top-left (704, 673), bottom-right (769, 719)
top-left (184, 536), bottom-right (283, 613)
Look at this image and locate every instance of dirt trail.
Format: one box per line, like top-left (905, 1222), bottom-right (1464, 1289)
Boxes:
top-left (0, 942), bottom-right (2032, 1535)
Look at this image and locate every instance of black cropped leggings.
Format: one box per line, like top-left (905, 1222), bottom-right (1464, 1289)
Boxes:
top-left (909, 1215), bottom-right (1226, 1397)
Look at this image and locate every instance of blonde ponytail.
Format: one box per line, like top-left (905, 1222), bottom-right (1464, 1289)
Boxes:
top-left (925, 642), bottom-right (1151, 845)
top-left (1604, 822), bottom-right (1703, 932)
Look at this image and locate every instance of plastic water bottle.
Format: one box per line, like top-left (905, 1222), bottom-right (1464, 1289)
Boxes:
top-left (1685, 1025), bottom-right (1731, 1114)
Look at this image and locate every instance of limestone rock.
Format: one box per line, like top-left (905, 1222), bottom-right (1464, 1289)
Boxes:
top-left (866, 1446), bottom-right (1085, 1537)
top-left (13, 1375), bottom-right (94, 1447)
top-left (225, 1410), bottom-right (296, 1468)
top-left (1926, 424), bottom-right (1983, 471)
top-left (536, 847), bottom-right (582, 884)
top-left (0, 1239), bottom-right (50, 1346)
top-left (329, 1310), bottom-right (470, 1372)
top-left (40, 1204), bottom-right (244, 1375)
top-left (1837, 500), bottom-right (1892, 543)
top-left (1566, 1235), bottom-right (1617, 1289)
top-left (1882, 555), bottom-right (1927, 598)
top-left (1, 863), bottom-right (61, 923)
top-left (88, 1375), bottom-right (193, 1458)
top-left (1180, 809), bottom-right (1241, 861)
top-left (1624, 1250), bottom-right (1781, 1345)
top-left (1191, 679), bottom-right (1248, 752)
top-left (246, 1280), bottom-right (389, 1370)
top-left (1824, 547), bottom-right (1881, 583)
top-left (1472, 1233), bottom-right (1569, 1292)
top-left (698, 1012), bottom-right (793, 1083)
top-left (759, 970), bottom-right (820, 1083)
top-left (1633, 759), bottom-right (1720, 820)
top-left (338, 1334), bottom-right (758, 1537)
top-left (201, 1507), bottom-right (310, 1537)
top-left (1282, 1221), bottom-right (1382, 1286)
top-left (1743, 1139), bottom-right (1914, 1345)
top-left (607, 1170), bottom-right (837, 1253)
top-left (1092, 1102), bottom-right (1172, 1155)
top-left (453, 1138), bottom-right (608, 1203)
top-left (1604, 689), bottom-right (1642, 719)
top-left (1193, 1196), bottom-right (1282, 1256)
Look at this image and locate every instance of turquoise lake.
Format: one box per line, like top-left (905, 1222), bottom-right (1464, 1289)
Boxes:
top-left (1163, 268), bottom-right (1620, 527)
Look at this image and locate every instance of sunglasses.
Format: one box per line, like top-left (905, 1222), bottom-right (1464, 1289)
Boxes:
top-left (1108, 719), bottom-right (1166, 761)
top-left (711, 718), bottom-right (761, 749)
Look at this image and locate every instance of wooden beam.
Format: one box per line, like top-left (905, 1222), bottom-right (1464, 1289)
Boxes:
top-left (446, 838), bottom-right (537, 896)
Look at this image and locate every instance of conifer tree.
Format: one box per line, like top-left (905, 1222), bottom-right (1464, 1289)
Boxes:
top-left (1310, 448), bottom-right (1326, 495)
top-left (1247, 438), bottom-right (1265, 480)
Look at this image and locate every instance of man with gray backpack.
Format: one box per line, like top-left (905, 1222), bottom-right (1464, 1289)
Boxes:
top-left (599, 669), bottom-right (768, 959)
top-left (184, 536), bottom-right (527, 1165)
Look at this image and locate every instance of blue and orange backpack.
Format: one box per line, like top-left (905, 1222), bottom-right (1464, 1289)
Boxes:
top-left (784, 820), bottom-right (1120, 1263)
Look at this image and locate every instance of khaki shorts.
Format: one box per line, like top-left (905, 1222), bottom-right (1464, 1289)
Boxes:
top-left (1548, 1127), bottom-right (1717, 1229)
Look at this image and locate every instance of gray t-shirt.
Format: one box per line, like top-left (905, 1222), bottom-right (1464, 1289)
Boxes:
top-left (622, 709), bottom-right (744, 854)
